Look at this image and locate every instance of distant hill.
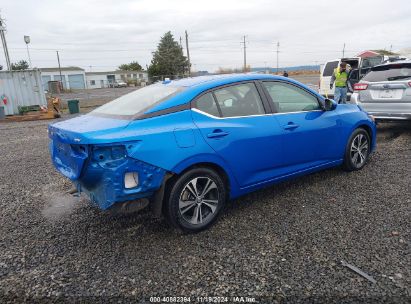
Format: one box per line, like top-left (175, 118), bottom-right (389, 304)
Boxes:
top-left (251, 65), bottom-right (320, 73)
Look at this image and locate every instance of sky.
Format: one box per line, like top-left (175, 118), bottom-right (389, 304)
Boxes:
top-left (0, 0), bottom-right (410, 72)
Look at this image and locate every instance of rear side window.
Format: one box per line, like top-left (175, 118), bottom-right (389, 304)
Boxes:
top-left (263, 82), bottom-right (321, 113)
top-left (213, 83), bottom-right (265, 118)
top-left (323, 61), bottom-right (339, 76)
top-left (362, 64), bottom-right (411, 82)
top-left (195, 93), bottom-right (220, 117)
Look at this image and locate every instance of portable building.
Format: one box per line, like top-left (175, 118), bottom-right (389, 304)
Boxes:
top-left (0, 69), bottom-right (47, 115)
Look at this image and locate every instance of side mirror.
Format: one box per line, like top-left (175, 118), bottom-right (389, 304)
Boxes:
top-left (324, 98), bottom-right (337, 111)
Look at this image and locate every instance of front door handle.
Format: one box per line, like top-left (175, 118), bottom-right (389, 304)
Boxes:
top-left (207, 129), bottom-right (229, 138)
top-left (284, 122), bottom-right (299, 130)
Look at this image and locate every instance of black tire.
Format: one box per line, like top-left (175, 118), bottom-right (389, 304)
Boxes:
top-left (343, 128), bottom-right (371, 171)
top-left (165, 167), bottom-right (227, 233)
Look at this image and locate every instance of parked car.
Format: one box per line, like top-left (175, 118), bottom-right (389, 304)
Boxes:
top-left (351, 61), bottom-right (411, 121)
top-left (49, 74), bottom-right (376, 232)
top-left (108, 81), bottom-right (127, 88)
top-left (319, 56), bottom-right (385, 98)
top-left (114, 81), bottom-right (127, 88)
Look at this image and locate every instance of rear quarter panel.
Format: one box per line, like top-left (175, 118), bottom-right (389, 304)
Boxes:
top-left (122, 110), bottom-right (241, 197)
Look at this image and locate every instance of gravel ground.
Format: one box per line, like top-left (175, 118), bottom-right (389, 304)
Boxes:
top-left (0, 118), bottom-right (410, 303)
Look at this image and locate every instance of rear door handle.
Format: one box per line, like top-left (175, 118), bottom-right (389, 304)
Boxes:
top-left (284, 122), bottom-right (299, 130)
top-left (207, 130), bottom-right (229, 138)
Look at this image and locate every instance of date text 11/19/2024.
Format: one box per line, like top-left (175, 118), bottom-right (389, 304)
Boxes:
top-left (149, 296), bottom-right (257, 303)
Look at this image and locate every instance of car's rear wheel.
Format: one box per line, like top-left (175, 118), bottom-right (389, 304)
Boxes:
top-left (343, 128), bottom-right (371, 171)
top-left (165, 167), bottom-right (226, 233)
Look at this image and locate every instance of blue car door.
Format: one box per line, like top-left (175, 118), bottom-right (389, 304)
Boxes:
top-left (191, 82), bottom-right (284, 188)
top-left (261, 81), bottom-right (342, 171)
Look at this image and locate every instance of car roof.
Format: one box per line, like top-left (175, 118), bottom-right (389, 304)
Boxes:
top-left (146, 73), bottom-right (320, 114)
top-left (166, 73), bottom-right (284, 88)
top-left (373, 60), bottom-right (411, 68)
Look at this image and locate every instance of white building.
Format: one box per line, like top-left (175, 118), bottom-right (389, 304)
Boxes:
top-left (85, 70), bottom-right (148, 89)
top-left (40, 67), bottom-right (86, 90)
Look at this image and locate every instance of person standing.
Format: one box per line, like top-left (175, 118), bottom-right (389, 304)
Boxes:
top-left (330, 62), bottom-right (349, 103)
top-left (282, 70), bottom-right (289, 77)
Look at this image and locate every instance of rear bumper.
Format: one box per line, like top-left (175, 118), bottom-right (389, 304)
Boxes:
top-left (367, 112), bottom-right (411, 121)
top-left (49, 135), bottom-right (167, 209)
top-left (76, 156), bottom-right (167, 210)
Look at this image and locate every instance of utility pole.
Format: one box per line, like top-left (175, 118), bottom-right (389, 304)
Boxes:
top-left (56, 51), bottom-right (64, 89)
top-left (241, 35), bottom-right (247, 72)
top-left (179, 36), bottom-right (183, 50)
top-left (0, 15), bottom-right (12, 70)
top-left (185, 30), bottom-right (191, 77)
top-left (342, 43), bottom-right (346, 58)
top-left (276, 41), bottom-right (280, 75)
top-left (24, 36), bottom-right (32, 68)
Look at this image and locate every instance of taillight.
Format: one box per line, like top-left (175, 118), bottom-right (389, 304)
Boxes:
top-left (353, 83), bottom-right (368, 91)
top-left (408, 81), bottom-right (411, 87)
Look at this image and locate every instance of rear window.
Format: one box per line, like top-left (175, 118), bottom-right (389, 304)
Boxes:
top-left (362, 64), bottom-right (411, 82)
top-left (91, 84), bottom-right (183, 117)
top-left (322, 61), bottom-right (339, 76)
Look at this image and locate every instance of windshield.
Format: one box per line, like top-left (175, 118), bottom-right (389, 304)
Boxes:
top-left (91, 84), bottom-right (183, 117)
top-left (362, 63), bottom-right (411, 82)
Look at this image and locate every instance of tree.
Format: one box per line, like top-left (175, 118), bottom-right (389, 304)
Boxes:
top-left (11, 60), bottom-right (29, 70)
top-left (148, 31), bottom-right (189, 80)
top-left (118, 61), bottom-right (142, 71)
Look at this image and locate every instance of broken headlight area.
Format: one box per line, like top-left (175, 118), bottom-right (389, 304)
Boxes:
top-left (74, 144), bottom-right (167, 210)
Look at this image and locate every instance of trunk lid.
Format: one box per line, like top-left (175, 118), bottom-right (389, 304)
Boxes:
top-left (48, 114), bottom-right (131, 180)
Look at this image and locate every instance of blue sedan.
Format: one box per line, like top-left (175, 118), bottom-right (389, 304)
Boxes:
top-left (49, 74), bottom-right (376, 232)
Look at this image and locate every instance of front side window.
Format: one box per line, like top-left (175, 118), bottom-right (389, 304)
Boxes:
top-left (91, 84), bottom-right (183, 117)
top-left (195, 93), bottom-right (220, 117)
top-left (213, 83), bottom-right (265, 118)
top-left (263, 82), bottom-right (321, 113)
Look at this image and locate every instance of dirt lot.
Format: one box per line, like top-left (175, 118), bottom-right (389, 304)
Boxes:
top-left (0, 118), bottom-right (410, 303)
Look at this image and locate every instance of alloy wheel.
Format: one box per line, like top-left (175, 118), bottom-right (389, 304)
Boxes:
top-left (350, 133), bottom-right (369, 168)
top-left (178, 177), bottom-right (220, 225)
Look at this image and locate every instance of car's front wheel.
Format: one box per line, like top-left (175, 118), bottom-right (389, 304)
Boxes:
top-left (165, 167), bottom-right (227, 233)
top-left (343, 128), bottom-right (371, 171)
